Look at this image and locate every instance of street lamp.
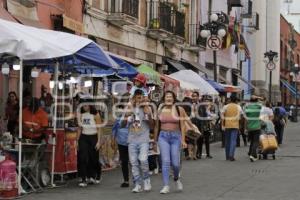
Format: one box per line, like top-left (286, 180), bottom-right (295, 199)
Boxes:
top-left (264, 50), bottom-right (279, 103)
top-left (291, 63), bottom-right (300, 122)
top-left (200, 13), bottom-right (228, 82)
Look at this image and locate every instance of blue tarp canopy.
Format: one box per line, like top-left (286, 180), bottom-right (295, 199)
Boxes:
top-left (205, 79), bottom-right (225, 92)
top-left (110, 55), bottom-right (138, 78)
top-left (41, 54), bottom-right (138, 78)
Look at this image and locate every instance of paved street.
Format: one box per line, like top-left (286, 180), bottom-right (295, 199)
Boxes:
top-left (23, 123), bottom-right (300, 200)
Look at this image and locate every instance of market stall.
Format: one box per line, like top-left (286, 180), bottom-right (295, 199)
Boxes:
top-left (0, 18), bottom-right (118, 196)
top-left (169, 70), bottom-right (219, 96)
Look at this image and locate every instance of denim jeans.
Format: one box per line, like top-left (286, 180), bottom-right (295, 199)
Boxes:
top-left (225, 129), bottom-right (238, 159)
top-left (128, 142), bottom-right (150, 185)
top-left (158, 131), bottom-right (181, 186)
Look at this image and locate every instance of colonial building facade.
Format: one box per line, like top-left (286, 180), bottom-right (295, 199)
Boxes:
top-left (84, 0), bottom-right (201, 72)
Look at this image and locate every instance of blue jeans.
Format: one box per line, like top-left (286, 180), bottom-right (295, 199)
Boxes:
top-left (128, 142), bottom-right (150, 185)
top-left (158, 131), bottom-right (181, 186)
top-left (225, 129), bottom-right (238, 159)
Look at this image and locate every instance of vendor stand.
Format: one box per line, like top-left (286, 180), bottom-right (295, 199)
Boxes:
top-left (0, 18), bottom-right (119, 196)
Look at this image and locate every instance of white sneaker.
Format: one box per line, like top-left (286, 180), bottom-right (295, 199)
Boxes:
top-left (250, 156), bottom-right (258, 162)
top-left (95, 177), bottom-right (102, 184)
top-left (160, 186), bottom-right (170, 194)
top-left (78, 181), bottom-right (87, 187)
top-left (144, 178), bottom-right (152, 191)
top-left (88, 178), bottom-right (96, 184)
top-left (175, 180), bottom-right (183, 191)
top-left (132, 184), bottom-right (143, 193)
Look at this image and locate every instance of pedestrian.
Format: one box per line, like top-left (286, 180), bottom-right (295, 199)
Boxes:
top-left (77, 99), bottom-right (102, 187)
top-left (122, 89), bottom-right (153, 193)
top-left (273, 107), bottom-right (286, 145)
top-left (5, 91), bottom-right (19, 137)
top-left (112, 94), bottom-right (130, 188)
top-left (273, 102), bottom-right (287, 145)
top-left (191, 93), bottom-right (213, 159)
top-left (154, 91), bottom-right (188, 194)
top-left (244, 96), bottom-right (263, 162)
top-left (260, 101), bottom-right (274, 121)
top-left (221, 94), bottom-right (244, 161)
top-left (181, 97), bottom-right (196, 160)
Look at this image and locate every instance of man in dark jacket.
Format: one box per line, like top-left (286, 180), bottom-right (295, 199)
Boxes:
top-left (191, 92), bottom-right (213, 159)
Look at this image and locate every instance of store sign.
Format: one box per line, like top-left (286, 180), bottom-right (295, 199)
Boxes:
top-left (63, 14), bottom-right (84, 33)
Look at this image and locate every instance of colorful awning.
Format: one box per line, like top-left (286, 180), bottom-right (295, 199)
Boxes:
top-left (137, 64), bottom-right (162, 85)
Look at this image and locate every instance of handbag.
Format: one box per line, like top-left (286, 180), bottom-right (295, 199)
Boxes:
top-left (183, 121), bottom-right (202, 141)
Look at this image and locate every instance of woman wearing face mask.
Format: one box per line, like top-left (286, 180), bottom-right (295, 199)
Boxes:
top-left (154, 91), bottom-right (188, 194)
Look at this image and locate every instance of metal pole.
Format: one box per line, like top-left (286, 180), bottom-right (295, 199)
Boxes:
top-left (18, 60), bottom-right (23, 195)
top-left (213, 50), bottom-right (217, 82)
top-left (269, 70), bottom-right (272, 103)
top-left (296, 80), bottom-right (298, 122)
top-left (51, 62), bottom-right (59, 187)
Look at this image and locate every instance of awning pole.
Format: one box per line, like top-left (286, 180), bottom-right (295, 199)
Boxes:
top-left (18, 59), bottom-right (23, 195)
top-left (51, 62), bottom-right (59, 186)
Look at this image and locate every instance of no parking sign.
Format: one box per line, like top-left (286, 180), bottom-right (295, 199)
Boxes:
top-left (207, 36), bottom-right (222, 50)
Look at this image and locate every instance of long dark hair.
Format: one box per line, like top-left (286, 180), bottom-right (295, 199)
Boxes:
top-left (29, 98), bottom-right (40, 114)
top-left (7, 91), bottom-right (19, 105)
top-left (80, 99), bottom-right (98, 115)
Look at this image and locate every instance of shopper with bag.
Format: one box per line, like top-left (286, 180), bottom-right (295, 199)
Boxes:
top-left (154, 91), bottom-right (193, 194)
top-left (244, 96), bottom-right (263, 162)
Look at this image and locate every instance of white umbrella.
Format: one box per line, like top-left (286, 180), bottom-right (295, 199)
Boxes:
top-left (169, 70), bottom-right (219, 95)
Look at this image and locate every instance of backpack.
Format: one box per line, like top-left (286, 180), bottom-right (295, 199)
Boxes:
top-left (273, 108), bottom-right (284, 126)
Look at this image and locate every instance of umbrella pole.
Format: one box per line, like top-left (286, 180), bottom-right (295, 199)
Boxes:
top-left (51, 62), bottom-right (59, 186)
top-left (18, 60), bottom-right (23, 195)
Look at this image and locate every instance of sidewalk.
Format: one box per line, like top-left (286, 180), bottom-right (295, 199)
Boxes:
top-left (23, 122), bottom-right (300, 200)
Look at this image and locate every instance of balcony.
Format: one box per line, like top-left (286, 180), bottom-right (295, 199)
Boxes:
top-left (107, 0), bottom-right (139, 26)
top-left (183, 24), bottom-right (205, 52)
top-left (147, 1), bottom-right (185, 42)
top-left (174, 11), bottom-right (185, 38)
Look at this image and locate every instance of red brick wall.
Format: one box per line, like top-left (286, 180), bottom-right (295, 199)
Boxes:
top-left (280, 15), bottom-right (300, 106)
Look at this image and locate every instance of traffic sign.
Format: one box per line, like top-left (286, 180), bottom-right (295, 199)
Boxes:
top-left (266, 61), bottom-right (276, 71)
top-left (207, 36), bottom-right (222, 50)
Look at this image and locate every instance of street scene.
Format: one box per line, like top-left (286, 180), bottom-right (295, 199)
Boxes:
top-left (22, 122), bottom-right (300, 200)
top-left (0, 0), bottom-right (299, 200)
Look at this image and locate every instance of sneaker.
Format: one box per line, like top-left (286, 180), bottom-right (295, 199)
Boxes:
top-left (250, 156), bottom-right (258, 162)
top-left (95, 177), bottom-right (102, 184)
top-left (88, 178), bottom-right (96, 184)
top-left (78, 181), bottom-right (87, 187)
top-left (132, 184), bottom-right (143, 193)
top-left (160, 186), bottom-right (170, 194)
top-left (154, 168), bottom-right (159, 175)
top-left (175, 180), bottom-right (183, 191)
top-left (120, 182), bottom-right (129, 188)
top-left (206, 155), bottom-right (213, 159)
top-left (144, 178), bottom-right (152, 192)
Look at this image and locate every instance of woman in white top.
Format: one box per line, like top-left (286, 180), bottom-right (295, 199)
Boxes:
top-left (77, 99), bottom-right (102, 187)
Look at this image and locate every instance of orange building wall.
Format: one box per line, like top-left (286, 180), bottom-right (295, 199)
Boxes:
top-left (280, 15), bottom-right (300, 106)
